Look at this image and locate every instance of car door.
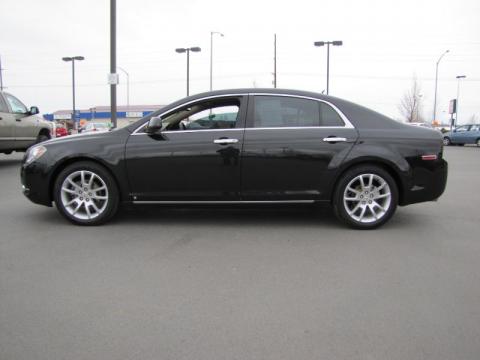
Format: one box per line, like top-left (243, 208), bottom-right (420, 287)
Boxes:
top-left (0, 93), bottom-right (16, 151)
top-left (241, 94), bottom-right (358, 201)
top-left (125, 95), bottom-right (247, 202)
top-left (451, 125), bottom-right (470, 144)
top-left (3, 92), bottom-right (37, 148)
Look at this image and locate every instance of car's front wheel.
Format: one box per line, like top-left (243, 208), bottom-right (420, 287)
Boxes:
top-left (333, 165), bottom-right (398, 229)
top-left (443, 137), bottom-right (451, 146)
top-left (53, 161), bottom-right (119, 225)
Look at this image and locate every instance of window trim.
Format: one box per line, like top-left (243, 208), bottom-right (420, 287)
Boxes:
top-left (132, 92), bottom-right (354, 135)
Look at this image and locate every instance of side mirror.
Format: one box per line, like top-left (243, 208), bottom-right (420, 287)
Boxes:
top-left (145, 116), bottom-right (163, 134)
top-left (30, 106), bottom-right (39, 115)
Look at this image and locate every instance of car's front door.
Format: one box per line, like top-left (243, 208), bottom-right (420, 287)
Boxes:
top-left (125, 95), bottom-right (247, 201)
top-left (466, 124), bottom-right (480, 144)
top-left (451, 125), bottom-right (470, 144)
top-left (3, 92), bottom-right (37, 148)
top-left (0, 94), bottom-right (16, 151)
top-left (241, 94), bottom-right (358, 201)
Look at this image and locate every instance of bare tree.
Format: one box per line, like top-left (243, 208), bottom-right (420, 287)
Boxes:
top-left (398, 77), bottom-right (425, 123)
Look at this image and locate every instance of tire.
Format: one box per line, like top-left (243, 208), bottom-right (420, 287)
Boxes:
top-left (333, 165), bottom-right (398, 229)
top-left (443, 137), bottom-right (451, 146)
top-left (53, 161), bottom-right (119, 225)
top-left (476, 139), bottom-right (480, 147)
top-left (35, 133), bottom-right (50, 144)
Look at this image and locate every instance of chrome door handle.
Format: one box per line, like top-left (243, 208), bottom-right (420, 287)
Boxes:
top-left (214, 138), bottom-right (239, 145)
top-left (323, 137), bottom-right (347, 143)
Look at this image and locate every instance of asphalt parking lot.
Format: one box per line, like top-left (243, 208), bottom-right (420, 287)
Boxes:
top-left (1, 147), bottom-right (479, 360)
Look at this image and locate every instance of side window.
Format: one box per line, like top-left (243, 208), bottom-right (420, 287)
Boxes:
top-left (471, 125), bottom-right (480, 132)
top-left (5, 94), bottom-right (28, 114)
top-left (0, 95), bottom-right (8, 112)
top-left (160, 98), bottom-right (241, 132)
top-left (456, 125), bottom-right (469, 132)
top-left (319, 102), bottom-right (344, 126)
top-left (253, 96), bottom-right (344, 128)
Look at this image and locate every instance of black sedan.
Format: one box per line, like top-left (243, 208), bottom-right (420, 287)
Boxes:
top-left (21, 89), bottom-right (448, 229)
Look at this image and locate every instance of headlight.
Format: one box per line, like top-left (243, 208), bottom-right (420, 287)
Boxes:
top-left (25, 145), bottom-right (47, 165)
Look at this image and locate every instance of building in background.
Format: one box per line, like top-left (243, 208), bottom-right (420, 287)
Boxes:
top-left (43, 104), bottom-right (164, 130)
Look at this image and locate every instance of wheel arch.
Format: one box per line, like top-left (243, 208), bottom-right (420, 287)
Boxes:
top-left (331, 158), bottom-right (407, 206)
top-left (48, 156), bottom-right (123, 204)
top-left (38, 127), bottom-right (51, 139)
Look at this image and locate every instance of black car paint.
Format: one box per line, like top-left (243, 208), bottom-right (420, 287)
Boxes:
top-left (21, 88), bottom-right (447, 209)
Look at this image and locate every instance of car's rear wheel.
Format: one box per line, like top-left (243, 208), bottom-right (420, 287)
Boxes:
top-left (53, 161), bottom-right (119, 225)
top-left (443, 137), bottom-right (451, 146)
top-left (333, 165), bottom-right (398, 229)
top-left (476, 139), bottom-right (480, 147)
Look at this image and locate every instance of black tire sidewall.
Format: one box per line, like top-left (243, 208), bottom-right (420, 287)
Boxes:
top-left (333, 165), bottom-right (398, 229)
top-left (443, 137), bottom-right (450, 146)
top-left (53, 161), bottom-right (119, 225)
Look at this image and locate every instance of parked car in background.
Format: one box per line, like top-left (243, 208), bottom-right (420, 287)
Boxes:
top-left (55, 124), bottom-right (69, 138)
top-left (21, 89), bottom-right (448, 229)
top-left (0, 91), bottom-right (51, 154)
top-left (443, 124), bottom-right (480, 146)
top-left (82, 122), bottom-right (111, 133)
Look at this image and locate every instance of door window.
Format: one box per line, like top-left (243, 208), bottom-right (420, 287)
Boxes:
top-left (455, 125), bottom-right (469, 132)
top-left (157, 98), bottom-right (241, 132)
top-left (470, 125), bottom-right (480, 132)
top-left (5, 93), bottom-right (28, 114)
top-left (252, 96), bottom-right (344, 128)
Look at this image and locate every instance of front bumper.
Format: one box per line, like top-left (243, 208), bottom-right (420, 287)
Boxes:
top-left (21, 160), bottom-right (53, 207)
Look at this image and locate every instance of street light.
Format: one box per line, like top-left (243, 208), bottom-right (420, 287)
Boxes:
top-left (455, 75), bottom-right (466, 126)
top-left (210, 32), bottom-right (224, 91)
top-left (62, 56), bottom-right (85, 130)
top-left (175, 47), bottom-right (201, 96)
top-left (432, 50), bottom-right (449, 124)
top-left (314, 40), bottom-right (343, 95)
top-left (117, 66), bottom-right (130, 110)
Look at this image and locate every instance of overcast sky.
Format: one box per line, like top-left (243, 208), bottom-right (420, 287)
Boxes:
top-left (1, 0), bottom-right (479, 124)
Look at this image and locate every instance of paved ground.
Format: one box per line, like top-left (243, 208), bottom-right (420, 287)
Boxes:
top-left (1, 147), bottom-right (479, 360)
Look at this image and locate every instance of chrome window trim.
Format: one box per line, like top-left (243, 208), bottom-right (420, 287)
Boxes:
top-left (132, 93), bottom-right (246, 135)
top-left (131, 92), bottom-right (355, 135)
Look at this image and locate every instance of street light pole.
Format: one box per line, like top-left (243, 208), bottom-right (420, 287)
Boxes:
top-left (210, 31), bottom-right (224, 91)
top-left (314, 40), bottom-right (343, 95)
top-left (110, 0), bottom-right (117, 128)
top-left (62, 56), bottom-right (85, 130)
top-left (456, 75), bottom-right (466, 126)
top-left (176, 47), bottom-right (201, 96)
top-left (117, 66), bottom-right (130, 110)
top-left (432, 50), bottom-right (449, 124)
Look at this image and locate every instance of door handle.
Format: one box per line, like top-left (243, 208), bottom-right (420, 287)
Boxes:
top-left (214, 138), bottom-right (239, 145)
top-left (16, 118), bottom-right (21, 122)
top-left (323, 137), bottom-right (347, 143)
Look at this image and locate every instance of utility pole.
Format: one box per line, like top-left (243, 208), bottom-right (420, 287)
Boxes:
top-left (0, 55), bottom-right (4, 91)
top-left (110, 0), bottom-right (118, 128)
top-left (273, 34), bottom-right (277, 88)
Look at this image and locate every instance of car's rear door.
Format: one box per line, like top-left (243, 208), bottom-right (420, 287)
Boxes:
top-left (125, 95), bottom-right (247, 202)
top-left (240, 94), bottom-right (358, 201)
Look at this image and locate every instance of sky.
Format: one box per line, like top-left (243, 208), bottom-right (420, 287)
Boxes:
top-left (0, 0), bottom-right (479, 124)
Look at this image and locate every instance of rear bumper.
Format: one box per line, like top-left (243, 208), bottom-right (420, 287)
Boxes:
top-left (401, 159), bottom-right (448, 206)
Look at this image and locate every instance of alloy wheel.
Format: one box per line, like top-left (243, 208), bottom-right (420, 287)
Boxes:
top-left (343, 173), bottom-right (392, 223)
top-left (60, 170), bottom-right (109, 220)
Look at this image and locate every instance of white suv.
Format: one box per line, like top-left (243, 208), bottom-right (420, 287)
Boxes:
top-left (0, 91), bottom-right (52, 154)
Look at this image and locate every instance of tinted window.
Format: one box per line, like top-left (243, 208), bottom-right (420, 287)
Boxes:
top-left (470, 125), bottom-right (480, 132)
top-left (5, 93), bottom-right (28, 114)
top-left (253, 96), bottom-right (344, 128)
top-left (159, 98), bottom-right (241, 132)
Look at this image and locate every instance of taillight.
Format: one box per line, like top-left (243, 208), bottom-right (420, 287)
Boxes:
top-left (421, 154), bottom-right (437, 161)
